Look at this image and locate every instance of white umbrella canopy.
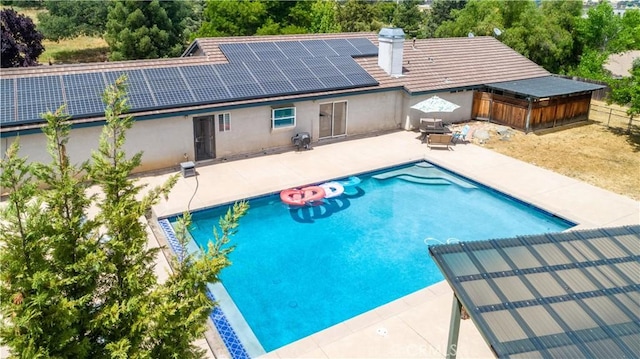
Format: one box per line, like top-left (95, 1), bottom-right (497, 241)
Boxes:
top-left (411, 95), bottom-right (460, 113)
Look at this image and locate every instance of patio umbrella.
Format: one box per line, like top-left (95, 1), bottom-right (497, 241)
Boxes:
top-left (411, 95), bottom-right (460, 113)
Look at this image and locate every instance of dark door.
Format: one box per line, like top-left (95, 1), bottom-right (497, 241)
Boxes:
top-left (193, 116), bottom-right (215, 161)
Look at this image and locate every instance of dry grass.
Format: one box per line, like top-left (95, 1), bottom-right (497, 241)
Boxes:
top-left (456, 101), bottom-right (640, 201)
top-left (41, 37), bottom-right (109, 64)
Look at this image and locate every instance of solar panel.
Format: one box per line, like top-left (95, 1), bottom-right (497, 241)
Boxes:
top-left (346, 38), bottom-right (379, 56)
top-left (324, 39), bottom-right (359, 56)
top-left (191, 87), bottom-right (230, 102)
top-left (1, 78), bottom-right (15, 123)
top-left (327, 56), bottom-right (367, 74)
top-left (104, 70), bottom-right (157, 110)
top-left (144, 67), bottom-right (195, 107)
top-left (181, 65), bottom-right (225, 88)
top-left (181, 65), bottom-right (230, 102)
top-left (63, 73), bottom-right (106, 116)
top-left (248, 61), bottom-right (288, 82)
top-left (3, 37), bottom-right (380, 126)
top-left (301, 40), bottom-right (339, 57)
top-left (343, 73), bottom-right (378, 86)
top-left (16, 75), bottom-right (65, 123)
top-left (318, 75), bottom-right (353, 88)
top-left (302, 57), bottom-right (344, 78)
top-left (290, 78), bottom-right (325, 92)
top-left (219, 43), bottom-right (259, 62)
top-left (274, 41), bottom-right (314, 59)
top-left (215, 63), bottom-right (258, 86)
top-left (248, 42), bottom-right (287, 61)
top-left (225, 83), bottom-right (264, 99)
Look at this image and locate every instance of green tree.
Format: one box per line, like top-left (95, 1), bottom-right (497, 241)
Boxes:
top-left (608, 59), bottom-right (640, 130)
top-left (540, 0), bottom-right (584, 73)
top-left (37, 0), bottom-right (108, 41)
top-left (0, 76), bottom-right (248, 358)
top-left (609, 8), bottom-right (640, 52)
top-left (105, 0), bottom-right (192, 60)
top-left (336, 0), bottom-right (378, 32)
top-left (435, 0), bottom-right (504, 38)
top-left (392, 0), bottom-right (424, 39)
top-left (424, 0), bottom-right (467, 38)
top-left (310, 0), bottom-right (341, 33)
top-left (575, 1), bottom-right (621, 52)
top-left (197, 0), bottom-right (267, 37)
top-left (502, 4), bottom-right (574, 73)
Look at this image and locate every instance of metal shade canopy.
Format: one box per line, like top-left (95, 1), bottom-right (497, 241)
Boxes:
top-left (411, 95), bottom-right (460, 113)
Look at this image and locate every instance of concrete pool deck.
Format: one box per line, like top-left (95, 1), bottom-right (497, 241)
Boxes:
top-left (142, 130), bottom-right (639, 358)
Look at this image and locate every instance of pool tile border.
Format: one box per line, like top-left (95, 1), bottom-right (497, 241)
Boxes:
top-left (157, 219), bottom-right (251, 359)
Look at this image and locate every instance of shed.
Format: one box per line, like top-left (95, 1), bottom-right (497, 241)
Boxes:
top-left (472, 76), bottom-right (606, 132)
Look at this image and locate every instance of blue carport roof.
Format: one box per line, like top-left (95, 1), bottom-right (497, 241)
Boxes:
top-left (486, 76), bottom-right (605, 98)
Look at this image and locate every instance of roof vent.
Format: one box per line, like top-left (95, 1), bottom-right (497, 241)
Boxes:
top-left (378, 27), bottom-right (405, 77)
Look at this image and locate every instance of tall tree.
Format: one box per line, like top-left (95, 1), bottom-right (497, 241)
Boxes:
top-left (336, 0), bottom-right (377, 32)
top-left (197, 0), bottom-right (267, 37)
top-left (608, 59), bottom-right (640, 131)
top-left (0, 8), bottom-right (44, 67)
top-left (310, 0), bottom-right (341, 33)
top-left (424, 0), bottom-right (466, 38)
top-left (540, 0), bottom-right (584, 73)
top-left (435, 0), bottom-right (504, 38)
top-left (105, 0), bottom-right (192, 60)
top-left (502, 4), bottom-right (573, 73)
top-left (392, 0), bottom-right (424, 39)
top-left (0, 76), bottom-right (248, 357)
top-left (609, 8), bottom-right (640, 53)
top-left (37, 0), bottom-right (108, 41)
top-left (575, 1), bottom-right (621, 52)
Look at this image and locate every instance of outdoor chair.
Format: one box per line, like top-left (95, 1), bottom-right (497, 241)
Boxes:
top-left (452, 125), bottom-right (470, 143)
top-left (427, 133), bottom-right (453, 149)
top-left (419, 118), bottom-right (449, 143)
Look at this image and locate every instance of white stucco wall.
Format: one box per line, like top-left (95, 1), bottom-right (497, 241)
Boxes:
top-left (207, 91), bottom-right (403, 159)
top-left (2, 115), bottom-right (194, 174)
top-left (404, 91), bottom-right (475, 130)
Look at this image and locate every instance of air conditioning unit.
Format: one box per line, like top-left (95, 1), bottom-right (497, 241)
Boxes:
top-left (180, 161), bottom-right (196, 178)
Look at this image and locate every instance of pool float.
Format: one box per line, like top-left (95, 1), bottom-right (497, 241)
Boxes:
top-left (336, 176), bottom-right (361, 187)
top-left (280, 186), bottom-right (326, 206)
top-left (319, 181), bottom-right (345, 199)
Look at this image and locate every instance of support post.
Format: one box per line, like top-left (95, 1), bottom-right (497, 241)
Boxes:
top-left (446, 295), bottom-right (463, 359)
top-left (524, 97), bottom-right (532, 133)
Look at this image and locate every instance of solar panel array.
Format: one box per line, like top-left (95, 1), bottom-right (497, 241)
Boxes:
top-left (2, 38), bottom-right (379, 126)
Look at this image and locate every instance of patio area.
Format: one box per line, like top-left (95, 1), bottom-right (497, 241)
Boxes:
top-left (140, 130), bottom-right (639, 358)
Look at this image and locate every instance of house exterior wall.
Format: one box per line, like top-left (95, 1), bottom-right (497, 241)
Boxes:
top-left (211, 91), bottom-right (403, 159)
top-left (404, 91), bottom-right (474, 130)
top-left (3, 115), bottom-right (194, 174)
top-left (2, 90), bottom-right (404, 174)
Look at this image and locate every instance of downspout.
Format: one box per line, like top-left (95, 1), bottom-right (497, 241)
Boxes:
top-left (524, 97), bottom-right (533, 133)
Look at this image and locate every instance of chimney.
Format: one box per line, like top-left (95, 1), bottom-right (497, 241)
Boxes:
top-left (378, 27), bottom-right (405, 77)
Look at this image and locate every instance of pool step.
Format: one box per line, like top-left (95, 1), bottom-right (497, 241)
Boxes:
top-left (373, 163), bottom-right (477, 189)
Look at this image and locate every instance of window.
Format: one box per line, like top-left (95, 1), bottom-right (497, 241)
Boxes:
top-left (272, 107), bottom-right (296, 129)
top-left (218, 113), bottom-right (230, 132)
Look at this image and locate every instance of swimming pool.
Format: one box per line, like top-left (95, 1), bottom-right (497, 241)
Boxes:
top-left (168, 161), bottom-right (574, 354)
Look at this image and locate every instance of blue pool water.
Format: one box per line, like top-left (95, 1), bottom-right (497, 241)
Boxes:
top-left (174, 162), bottom-right (573, 352)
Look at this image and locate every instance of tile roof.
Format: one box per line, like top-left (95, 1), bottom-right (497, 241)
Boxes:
top-left (188, 33), bottom-right (551, 94)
